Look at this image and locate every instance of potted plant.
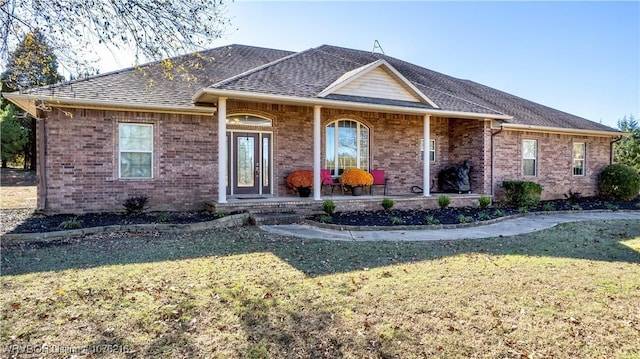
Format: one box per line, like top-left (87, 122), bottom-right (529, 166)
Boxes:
top-left (340, 168), bottom-right (373, 196)
top-left (286, 170), bottom-right (314, 197)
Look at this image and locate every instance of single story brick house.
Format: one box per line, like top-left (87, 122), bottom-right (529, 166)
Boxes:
top-left (3, 44), bottom-right (622, 214)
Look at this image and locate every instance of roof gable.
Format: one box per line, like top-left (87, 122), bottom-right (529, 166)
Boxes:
top-left (317, 59), bottom-right (438, 107)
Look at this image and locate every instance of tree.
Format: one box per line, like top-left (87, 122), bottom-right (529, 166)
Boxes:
top-left (614, 114), bottom-right (640, 173)
top-left (1, 0), bottom-right (230, 74)
top-left (0, 105), bottom-right (28, 168)
top-left (1, 31), bottom-right (64, 169)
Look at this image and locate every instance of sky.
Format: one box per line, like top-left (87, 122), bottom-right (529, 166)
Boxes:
top-left (97, 1), bottom-right (639, 130)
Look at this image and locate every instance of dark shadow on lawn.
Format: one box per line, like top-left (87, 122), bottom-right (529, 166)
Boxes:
top-left (1, 220), bottom-right (639, 277)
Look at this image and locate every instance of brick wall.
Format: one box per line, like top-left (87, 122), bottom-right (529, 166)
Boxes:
top-left (493, 130), bottom-right (612, 200)
top-left (41, 108), bottom-right (216, 213)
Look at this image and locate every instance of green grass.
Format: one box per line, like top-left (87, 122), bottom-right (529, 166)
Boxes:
top-left (1, 220), bottom-right (639, 358)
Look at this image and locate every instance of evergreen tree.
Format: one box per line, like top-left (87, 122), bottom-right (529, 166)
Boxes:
top-left (0, 105), bottom-right (28, 167)
top-left (614, 114), bottom-right (640, 173)
top-left (1, 30), bottom-right (64, 169)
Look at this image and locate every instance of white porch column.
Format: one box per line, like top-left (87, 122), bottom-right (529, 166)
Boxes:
top-left (313, 105), bottom-right (322, 200)
top-left (217, 97), bottom-right (228, 203)
top-left (423, 114), bottom-right (431, 197)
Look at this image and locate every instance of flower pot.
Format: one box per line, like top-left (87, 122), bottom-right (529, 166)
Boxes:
top-left (351, 186), bottom-right (363, 196)
top-left (298, 187), bottom-right (311, 197)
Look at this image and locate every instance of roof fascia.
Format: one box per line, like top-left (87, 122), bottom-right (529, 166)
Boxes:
top-left (196, 88), bottom-right (513, 121)
top-left (497, 123), bottom-right (622, 137)
top-left (317, 59), bottom-right (439, 108)
top-left (2, 92), bottom-right (216, 117)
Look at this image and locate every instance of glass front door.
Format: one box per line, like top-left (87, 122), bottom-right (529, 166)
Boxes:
top-left (231, 132), bottom-right (271, 195)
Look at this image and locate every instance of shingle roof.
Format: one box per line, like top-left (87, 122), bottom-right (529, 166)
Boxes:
top-left (12, 43), bottom-right (617, 133)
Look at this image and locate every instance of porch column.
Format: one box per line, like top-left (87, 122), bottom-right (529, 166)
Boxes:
top-left (217, 97), bottom-right (227, 203)
top-left (313, 105), bottom-right (322, 200)
top-left (423, 114), bottom-right (431, 197)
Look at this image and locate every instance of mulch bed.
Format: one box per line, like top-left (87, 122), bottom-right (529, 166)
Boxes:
top-left (0, 210), bottom-right (222, 235)
top-left (312, 197), bottom-right (640, 227)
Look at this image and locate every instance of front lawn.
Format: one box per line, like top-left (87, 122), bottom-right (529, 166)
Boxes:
top-left (2, 220), bottom-right (639, 358)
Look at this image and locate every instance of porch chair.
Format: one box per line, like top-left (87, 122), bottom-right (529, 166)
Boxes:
top-left (369, 169), bottom-right (389, 195)
top-left (321, 169), bottom-right (343, 195)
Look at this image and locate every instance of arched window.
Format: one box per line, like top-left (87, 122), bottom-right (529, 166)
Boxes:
top-left (325, 119), bottom-right (369, 176)
top-left (226, 113), bottom-right (272, 126)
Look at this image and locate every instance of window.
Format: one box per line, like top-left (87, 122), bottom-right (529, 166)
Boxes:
top-left (226, 114), bottom-right (272, 126)
top-left (523, 139), bottom-right (537, 176)
top-left (573, 142), bottom-right (585, 176)
top-left (325, 120), bottom-right (369, 176)
top-left (421, 139), bottom-right (436, 162)
top-left (119, 123), bottom-right (153, 178)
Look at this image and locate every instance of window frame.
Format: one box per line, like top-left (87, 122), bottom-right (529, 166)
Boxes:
top-left (420, 138), bottom-right (436, 162)
top-left (522, 139), bottom-right (537, 177)
top-left (572, 142), bottom-right (586, 176)
top-left (325, 119), bottom-right (370, 176)
top-left (118, 123), bottom-right (154, 179)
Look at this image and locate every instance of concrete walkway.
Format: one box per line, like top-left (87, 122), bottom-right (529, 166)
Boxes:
top-left (260, 212), bottom-right (640, 241)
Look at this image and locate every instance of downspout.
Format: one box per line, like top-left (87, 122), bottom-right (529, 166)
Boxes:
top-left (35, 106), bottom-right (47, 213)
top-left (610, 136), bottom-right (623, 164)
top-left (490, 124), bottom-right (504, 197)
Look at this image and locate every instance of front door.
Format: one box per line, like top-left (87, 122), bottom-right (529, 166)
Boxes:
top-left (231, 132), bottom-right (271, 195)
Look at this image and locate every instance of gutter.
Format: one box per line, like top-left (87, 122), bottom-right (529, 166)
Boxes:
top-left (193, 88), bottom-right (514, 121)
top-left (2, 92), bottom-right (217, 118)
top-left (499, 123), bottom-right (623, 137)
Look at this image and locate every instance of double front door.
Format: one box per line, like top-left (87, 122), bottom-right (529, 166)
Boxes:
top-left (227, 132), bottom-right (272, 195)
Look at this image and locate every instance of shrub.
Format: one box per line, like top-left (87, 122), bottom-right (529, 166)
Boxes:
top-left (598, 164), bottom-right (640, 201)
top-left (157, 212), bottom-right (171, 223)
top-left (424, 215), bottom-right (440, 225)
top-left (214, 211), bottom-right (226, 218)
top-left (518, 207), bottom-right (529, 214)
top-left (457, 214), bottom-right (473, 224)
top-left (502, 180), bottom-right (542, 208)
top-left (478, 211), bottom-right (490, 221)
top-left (59, 216), bottom-right (82, 229)
top-left (318, 214), bottom-right (332, 223)
top-left (542, 202), bottom-right (555, 211)
top-left (493, 209), bottom-right (505, 217)
top-left (390, 216), bottom-right (405, 225)
top-left (340, 168), bottom-right (374, 187)
top-left (437, 195), bottom-right (451, 209)
top-left (381, 198), bottom-right (394, 211)
top-left (322, 199), bottom-right (336, 215)
top-left (478, 196), bottom-right (491, 209)
top-left (605, 203), bottom-right (619, 211)
top-left (124, 195), bottom-right (148, 215)
top-left (571, 204), bottom-right (583, 211)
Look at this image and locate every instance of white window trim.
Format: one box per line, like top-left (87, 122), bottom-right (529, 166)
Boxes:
top-left (523, 139), bottom-right (537, 177)
top-left (326, 119), bottom-right (370, 176)
top-left (573, 142), bottom-right (586, 177)
top-left (119, 123), bottom-right (154, 179)
top-left (420, 138), bottom-right (436, 162)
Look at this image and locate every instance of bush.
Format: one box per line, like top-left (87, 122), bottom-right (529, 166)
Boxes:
top-left (322, 199), bottom-right (336, 215)
top-left (124, 195), bottom-right (148, 215)
top-left (381, 198), bottom-right (394, 211)
top-left (457, 214), bottom-right (473, 224)
top-left (502, 180), bottom-right (542, 208)
top-left (478, 196), bottom-right (491, 209)
top-left (318, 214), bottom-right (332, 223)
top-left (437, 195), bottom-right (451, 209)
top-left (390, 216), bottom-right (405, 225)
top-left (598, 164), bottom-right (640, 201)
top-left (424, 215), bottom-right (440, 225)
top-left (59, 216), bottom-right (82, 229)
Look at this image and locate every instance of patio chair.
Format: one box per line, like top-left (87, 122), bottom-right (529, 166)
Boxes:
top-left (321, 169), bottom-right (343, 195)
top-left (369, 169), bottom-right (389, 195)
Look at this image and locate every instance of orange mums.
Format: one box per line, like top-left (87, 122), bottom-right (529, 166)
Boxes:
top-left (286, 170), bottom-right (314, 189)
top-left (340, 168), bottom-right (373, 187)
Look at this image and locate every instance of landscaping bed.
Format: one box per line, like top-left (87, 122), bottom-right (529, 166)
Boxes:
top-left (310, 196), bottom-right (640, 227)
top-left (0, 209), bottom-right (224, 235)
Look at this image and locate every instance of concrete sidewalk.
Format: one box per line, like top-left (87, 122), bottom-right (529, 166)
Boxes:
top-left (260, 212), bottom-right (640, 241)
